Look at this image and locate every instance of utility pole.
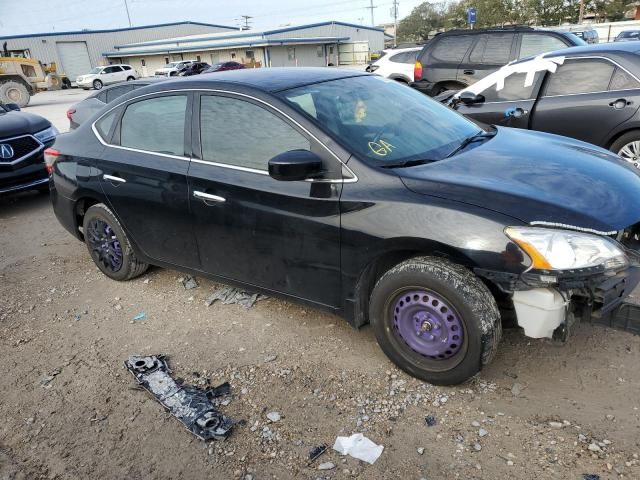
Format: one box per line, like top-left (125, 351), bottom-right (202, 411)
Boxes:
top-left (123, 0), bottom-right (132, 27)
top-left (578, 0), bottom-right (585, 24)
top-left (391, 0), bottom-right (399, 47)
top-left (240, 15), bottom-right (253, 31)
top-left (366, 0), bottom-right (377, 26)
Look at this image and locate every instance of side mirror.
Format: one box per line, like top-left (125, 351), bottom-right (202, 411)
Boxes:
top-left (268, 150), bottom-right (323, 181)
top-left (458, 91), bottom-right (485, 106)
top-left (5, 103), bottom-right (20, 111)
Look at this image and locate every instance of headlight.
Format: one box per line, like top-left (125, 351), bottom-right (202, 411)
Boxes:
top-left (505, 227), bottom-right (627, 271)
top-left (34, 125), bottom-right (59, 144)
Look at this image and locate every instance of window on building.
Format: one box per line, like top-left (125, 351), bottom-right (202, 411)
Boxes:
top-left (329, 46), bottom-right (334, 54)
top-left (196, 55), bottom-right (201, 61)
top-left (317, 46), bottom-right (324, 58)
top-left (545, 59), bottom-right (615, 96)
top-left (200, 95), bottom-right (310, 171)
top-left (231, 52), bottom-right (236, 59)
top-left (164, 57), bottom-right (169, 64)
top-left (141, 59), bottom-right (146, 66)
top-left (287, 47), bottom-right (296, 61)
top-left (120, 95), bottom-right (188, 156)
top-left (246, 50), bottom-right (255, 59)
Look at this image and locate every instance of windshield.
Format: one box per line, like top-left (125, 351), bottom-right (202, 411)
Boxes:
top-left (279, 75), bottom-right (480, 165)
top-left (89, 67), bottom-right (102, 74)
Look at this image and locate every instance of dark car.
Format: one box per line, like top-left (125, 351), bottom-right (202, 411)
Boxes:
top-left (66, 78), bottom-right (166, 130)
top-left (568, 29), bottom-right (599, 44)
top-left (202, 61), bottom-right (245, 73)
top-left (48, 68), bottom-right (640, 385)
top-left (411, 26), bottom-right (586, 96)
top-left (615, 30), bottom-right (640, 42)
top-left (177, 62), bottom-right (211, 76)
top-left (0, 102), bottom-right (57, 194)
top-left (441, 43), bottom-right (640, 168)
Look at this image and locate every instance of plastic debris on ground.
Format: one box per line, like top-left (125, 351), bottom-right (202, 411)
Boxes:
top-left (132, 311), bottom-right (146, 321)
top-left (307, 444), bottom-right (328, 465)
top-left (124, 354), bottom-right (234, 441)
top-left (425, 415), bottom-right (436, 427)
top-left (205, 285), bottom-right (266, 309)
top-left (332, 433), bottom-right (384, 464)
top-left (582, 475), bottom-right (600, 480)
top-left (182, 275), bottom-right (199, 290)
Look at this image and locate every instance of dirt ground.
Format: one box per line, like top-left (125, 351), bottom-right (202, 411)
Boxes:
top-left (1, 91), bottom-right (640, 480)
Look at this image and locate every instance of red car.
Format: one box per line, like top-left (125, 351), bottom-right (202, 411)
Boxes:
top-left (202, 62), bottom-right (246, 73)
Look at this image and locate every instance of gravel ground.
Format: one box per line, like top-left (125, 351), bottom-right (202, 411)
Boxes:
top-left (1, 90), bottom-right (639, 480)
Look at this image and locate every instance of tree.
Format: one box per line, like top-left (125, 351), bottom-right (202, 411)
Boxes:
top-left (397, 2), bottom-right (449, 42)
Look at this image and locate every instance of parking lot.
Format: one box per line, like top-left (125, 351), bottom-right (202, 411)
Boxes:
top-left (0, 89), bottom-right (639, 480)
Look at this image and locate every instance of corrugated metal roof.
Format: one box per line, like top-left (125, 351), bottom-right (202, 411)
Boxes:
top-left (0, 21), bottom-right (236, 40)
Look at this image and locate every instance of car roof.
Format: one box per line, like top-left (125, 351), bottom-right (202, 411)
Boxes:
top-left (148, 67), bottom-right (368, 93)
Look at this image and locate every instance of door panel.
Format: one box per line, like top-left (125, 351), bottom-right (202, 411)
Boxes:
top-left (458, 99), bottom-right (535, 129)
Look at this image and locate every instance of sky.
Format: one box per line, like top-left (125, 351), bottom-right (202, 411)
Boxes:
top-left (0, 0), bottom-right (427, 36)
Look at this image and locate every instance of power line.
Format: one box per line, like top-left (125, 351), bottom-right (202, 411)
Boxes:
top-left (366, 0), bottom-right (377, 26)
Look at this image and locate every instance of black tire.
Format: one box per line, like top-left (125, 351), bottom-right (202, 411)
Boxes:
top-left (82, 203), bottom-right (148, 281)
top-left (369, 256), bottom-right (501, 385)
top-left (0, 81), bottom-right (30, 107)
top-left (610, 130), bottom-right (640, 169)
top-left (61, 78), bottom-right (72, 89)
top-left (126, 76), bottom-right (135, 81)
top-left (93, 79), bottom-right (103, 90)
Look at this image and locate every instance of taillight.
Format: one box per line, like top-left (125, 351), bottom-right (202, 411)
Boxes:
top-left (413, 60), bottom-right (423, 82)
top-left (66, 108), bottom-right (76, 121)
top-left (44, 148), bottom-right (60, 175)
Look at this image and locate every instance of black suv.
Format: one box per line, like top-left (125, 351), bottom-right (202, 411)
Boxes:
top-left (0, 102), bottom-right (57, 194)
top-left (411, 27), bottom-right (585, 96)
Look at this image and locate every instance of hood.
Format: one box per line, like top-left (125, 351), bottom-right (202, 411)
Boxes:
top-left (0, 110), bottom-right (50, 138)
top-left (400, 127), bottom-right (640, 233)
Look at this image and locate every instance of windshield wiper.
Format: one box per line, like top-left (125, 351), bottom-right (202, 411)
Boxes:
top-left (446, 129), bottom-right (497, 158)
top-left (380, 158), bottom-right (434, 169)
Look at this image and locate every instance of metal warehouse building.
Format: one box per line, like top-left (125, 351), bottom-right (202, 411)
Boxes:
top-left (0, 22), bottom-right (237, 81)
top-left (102, 21), bottom-right (387, 75)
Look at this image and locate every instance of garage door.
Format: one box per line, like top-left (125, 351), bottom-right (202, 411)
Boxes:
top-left (338, 42), bottom-right (369, 65)
top-left (56, 42), bottom-right (92, 81)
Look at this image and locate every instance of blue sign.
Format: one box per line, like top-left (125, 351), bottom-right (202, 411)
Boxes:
top-left (468, 7), bottom-right (477, 24)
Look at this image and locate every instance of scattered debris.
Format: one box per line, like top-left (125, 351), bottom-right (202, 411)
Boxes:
top-left (266, 411), bottom-right (281, 422)
top-left (73, 313), bottom-right (81, 321)
top-left (473, 443), bottom-right (482, 452)
top-left (308, 444), bottom-right (328, 465)
top-left (263, 354), bottom-right (278, 363)
top-left (318, 462), bottom-right (336, 470)
top-left (125, 354), bottom-right (234, 441)
top-left (511, 383), bottom-right (524, 397)
top-left (182, 276), bottom-right (199, 290)
top-left (417, 447), bottom-right (425, 455)
top-left (132, 312), bottom-right (146, 322)
top-left (478, 428), bottom-right (488, 437)
top-left (425, 415), bottom-right (436, 427)
top-left (582, 475), bottom-right (600, 480)
top-left (40, 367), bottom-right (62, 388)
top-left (205, 286), bottom-right (264, 309)
top-left (333, 433), bottom-right (384, 465)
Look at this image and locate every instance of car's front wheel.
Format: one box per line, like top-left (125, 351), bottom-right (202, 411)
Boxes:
top-left (93, 79), bottom-right (103, 90)
top-left (369, 257), bottom-right (501, 385)
top-left (611, 130), bottom-right (640, 169)
top-left (82, 204), bottom-right (148, 281)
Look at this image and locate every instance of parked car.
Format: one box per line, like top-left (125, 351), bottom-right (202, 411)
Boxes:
top-left (568, 29), bottom-right (599, 44)
top-left (155, 60), bottom-right (196, 77)
top-left (614, 30), bottom-right (640, 42)
top-left (76, 65), bottom-right (139, 90)
top-left (367, 47), bottom-right (421, 83)
top-left (177, 62), bottom-right (211, 76)
top-left (47, 68), bottom-right (640, 385)
top-left (66, 78), bottom-right (166, 130)
top-left (0, 101), bottom-right (57, 194)
top-left (202, 62), bottom-right (245, 73)
top-left (411, 26), bottom-right (586, 96)
top-left (440, 43), bottom-right (640, 168)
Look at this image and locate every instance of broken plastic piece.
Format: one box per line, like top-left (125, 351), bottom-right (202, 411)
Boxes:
top-left (425, 415), bottom-right (436, 427)
top-left (125, 354), bottom-right (234, 441)
top-left (182, 276), bottom-right (199, 290)
top-left (308, 443), bottom-right (328, 464)
top-left (333, 433), bottom-right (384, 464)
top-left (205, 285), bottom-right (264, 308)
top-left (208, 381), bottom-right (231, 398)
top-left (132, 311), bottom-right (146, 321)
top-left (582, 475), bottom-right (600, 480)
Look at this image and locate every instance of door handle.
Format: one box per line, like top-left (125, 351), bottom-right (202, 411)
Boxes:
top-left (505, 107), bottom-right (528, 118)
top-left (609, 98), bottom-right (632, 109)
top-left (463, 69), bottom-right (475, 75)
top-left (193, 191), bottom-right (226, 203)
top-left (103, 174), bottom-right (126, 184)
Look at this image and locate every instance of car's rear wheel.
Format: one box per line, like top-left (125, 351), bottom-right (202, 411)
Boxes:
top-left (369, 257), bottom-right (501, 385)
top-left (82, 204), bottom-right (148, 281)
top-left (92, 79), bottom-right (103, 90)
top-left (611, 131), bottom-right (640, 169)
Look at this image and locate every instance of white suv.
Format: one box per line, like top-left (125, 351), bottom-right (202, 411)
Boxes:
top-left (154, 60), bottom-right (196, 77)
top-left (76, 65), bottom-right (139, 90)
top-left (368, 47), bottom-right (421, 83)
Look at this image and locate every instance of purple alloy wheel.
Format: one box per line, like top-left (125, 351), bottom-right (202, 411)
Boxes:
top-left (87, 219), bottom-right (123, 273)
top-left (392, 290), bottom-right (464, 360)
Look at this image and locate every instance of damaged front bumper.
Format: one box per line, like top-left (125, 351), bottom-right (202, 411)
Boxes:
top-left (477, 258), bottom-right (640, 339)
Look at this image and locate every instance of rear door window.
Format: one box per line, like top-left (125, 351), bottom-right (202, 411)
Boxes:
top-left (519, 34), bottom-right (568, 59)
top-left (469, 34), bottom-right (515, 64)
top-left (544, 59), bottom-right (615, 96)
top-left (120, 95), bottom-right (188, 155)
top-left (430, 36), bottom-right (474, 63)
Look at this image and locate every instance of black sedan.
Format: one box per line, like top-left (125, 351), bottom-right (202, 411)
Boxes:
top-left (177, 62), bottom-right (211, 76)
top-left (48, 69), bottom-right (640, 385)
top-left (440, 43), bottom-right (640, 167)
top-left (0, 102), bottom-right (57, 194)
